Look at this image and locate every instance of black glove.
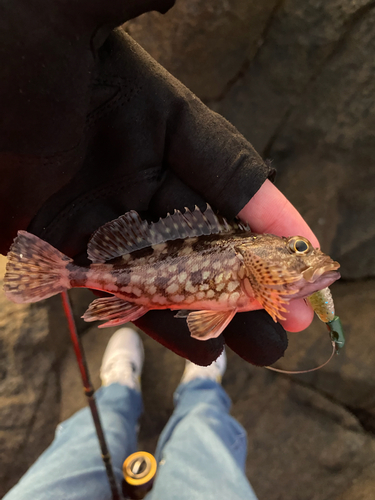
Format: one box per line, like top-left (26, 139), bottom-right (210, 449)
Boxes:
top-left (0, 0), bottom-right (287, 366)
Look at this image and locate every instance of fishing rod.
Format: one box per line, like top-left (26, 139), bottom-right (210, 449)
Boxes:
top-left (61, 290), bottom-right (121, 500)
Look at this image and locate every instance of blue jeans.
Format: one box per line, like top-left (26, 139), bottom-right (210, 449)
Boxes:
top-left (4, 379), bottom-right (258, 500)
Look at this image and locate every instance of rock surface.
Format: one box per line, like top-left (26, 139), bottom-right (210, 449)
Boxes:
top-left (268, 3), bottom-right (375, 278)
top-left (226, 362), bottom-right (375, 500)
top-left (213, 0), bottom-right (374, 152)
top-left (126, 0), bottom-right (278, 101)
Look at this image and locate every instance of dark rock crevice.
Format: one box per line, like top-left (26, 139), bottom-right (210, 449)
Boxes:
top-left (346, 407), bottom-right (375, 436)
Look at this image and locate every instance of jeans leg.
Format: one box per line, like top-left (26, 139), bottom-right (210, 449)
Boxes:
top-left (4, 383), bottom-right (143, 500)
top-left (147, 379), bottom-right (258, 500)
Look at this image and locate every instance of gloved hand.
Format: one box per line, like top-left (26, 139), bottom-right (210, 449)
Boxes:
top-left (0, 0), bottom-right (318, 366)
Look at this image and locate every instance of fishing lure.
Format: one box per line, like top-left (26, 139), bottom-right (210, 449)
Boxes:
top-left (307, 287), bottom-right (345, 354)
top-left (267, 287), bottom-right (345, 374)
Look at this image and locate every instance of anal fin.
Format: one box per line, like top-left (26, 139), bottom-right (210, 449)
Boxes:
top-left (186, 309), bottom-right (237, 341)
top-left (82, 296), bottom-right (148, 328)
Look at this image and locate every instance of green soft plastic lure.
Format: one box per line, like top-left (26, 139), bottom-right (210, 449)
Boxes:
top-left (307, 287), bottom-right (345, 354)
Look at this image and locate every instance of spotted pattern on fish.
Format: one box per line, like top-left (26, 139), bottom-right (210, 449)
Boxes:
top-left (66, 233), bottom-right (252, 310)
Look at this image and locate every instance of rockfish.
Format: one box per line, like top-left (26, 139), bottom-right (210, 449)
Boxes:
top-left (4, 206), bottom-right (340, 340)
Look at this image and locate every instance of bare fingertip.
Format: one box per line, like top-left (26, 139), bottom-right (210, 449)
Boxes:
top-left (280, 299), bottom-right (314, 333)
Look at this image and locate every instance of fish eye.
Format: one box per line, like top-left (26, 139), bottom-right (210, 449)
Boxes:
top-left (287, 236), bottom-right (312, 255)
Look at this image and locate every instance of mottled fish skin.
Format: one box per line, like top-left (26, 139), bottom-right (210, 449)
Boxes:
top-left (69, 234), bottom-right (256, 312)
top-left (4, 206), bottom-right (341, 339)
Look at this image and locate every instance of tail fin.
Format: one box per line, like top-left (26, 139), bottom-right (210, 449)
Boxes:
top-left (4, 231), bottom-right (73, 303)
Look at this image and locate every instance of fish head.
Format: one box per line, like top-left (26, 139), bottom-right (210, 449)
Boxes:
top-left (235, 234), bottom-right (340, 321)
top-left (280, 236), bottom-right (340, 297)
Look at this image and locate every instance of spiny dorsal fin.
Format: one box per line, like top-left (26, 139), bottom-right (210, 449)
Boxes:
top-left (87, 211), bottom-right (149, 264)
top-left (87, 205), bottom-right (249, 263)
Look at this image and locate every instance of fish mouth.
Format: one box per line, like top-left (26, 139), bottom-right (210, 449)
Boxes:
top-left (302, 260), bottom-right (340, 283)
top-left (287, 270), bottom-right (341, 300)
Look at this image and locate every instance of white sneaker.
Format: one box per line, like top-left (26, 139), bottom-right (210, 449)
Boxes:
top-left (100, 328), bottom-right (144, 391)
top-left (180, 349), bottom-right (227, 385)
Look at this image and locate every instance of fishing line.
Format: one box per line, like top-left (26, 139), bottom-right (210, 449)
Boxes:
top-left (61, 291), bottom-right (121, 500)
top-left (265, 341), bottom-right (336, 374)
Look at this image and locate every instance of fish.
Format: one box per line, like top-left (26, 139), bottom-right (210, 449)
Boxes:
top-left (3, 206), bottom-right (341, 341)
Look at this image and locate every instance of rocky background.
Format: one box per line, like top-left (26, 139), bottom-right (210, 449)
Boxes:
top-left (1, 0), bottom-right (375, 498)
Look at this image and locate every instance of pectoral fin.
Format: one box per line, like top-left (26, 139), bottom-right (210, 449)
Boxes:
top-left (83, 296), bottom-right (148, 328)
top-left (186, 309), bottom-right (237, 340)
top-left (235, 244), bottom-right (300, 322)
